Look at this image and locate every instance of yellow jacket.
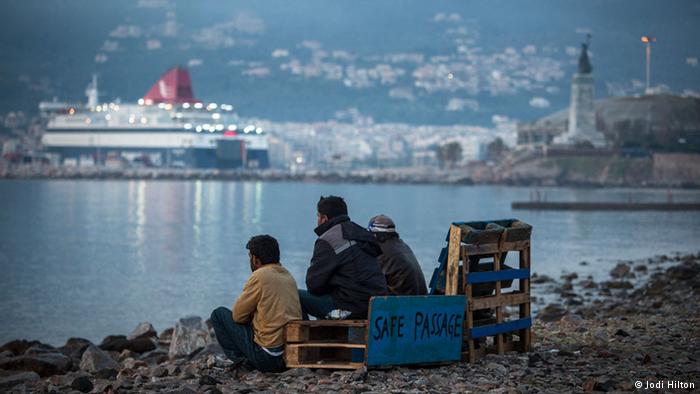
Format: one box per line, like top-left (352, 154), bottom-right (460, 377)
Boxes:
top-left (233, 263), bottom-right (302, 348)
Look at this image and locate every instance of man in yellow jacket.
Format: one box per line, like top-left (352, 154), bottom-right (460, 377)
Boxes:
top-left (210, 235), bottom-right (302, 372)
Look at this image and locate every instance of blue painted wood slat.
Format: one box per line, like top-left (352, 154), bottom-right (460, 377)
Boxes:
top-left (466, 268), bottom-right (530, 284)
top-left (468, 317), bottom-right (532, 339)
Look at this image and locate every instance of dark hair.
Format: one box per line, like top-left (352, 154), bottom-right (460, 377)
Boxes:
top-left (317, 195), bottom-right (348, 219)
top-left (246, 235), bottom-right (280, 264)
top-left (373, 232), bottom-right (400, 243)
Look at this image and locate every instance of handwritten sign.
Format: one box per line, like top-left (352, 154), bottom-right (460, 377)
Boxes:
top-left (366, 295), bottom-right (464, 366)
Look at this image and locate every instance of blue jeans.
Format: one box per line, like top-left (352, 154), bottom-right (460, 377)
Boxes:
top-left (209, 307), bottom-right (285, 372)
top-left (298, 289), bottom-right (336, 320)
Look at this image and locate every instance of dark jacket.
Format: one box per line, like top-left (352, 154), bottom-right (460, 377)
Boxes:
top-left (306, 215), bottom-right (388, 318)
top-left (377, 237), bottom-right (428, 296)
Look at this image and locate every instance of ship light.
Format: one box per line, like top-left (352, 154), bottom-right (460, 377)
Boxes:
top-left (145, 99), bottom-right (153, 106)
top-left (69, 108), bottom-right (76, 115)
top-left (184, 123), bottom-right (192, 130)
top-left (206, 103), bottom-right (218, 111)
top-left (141, 117), bottom-right (148, 124)
top-left (202, 123), bottom-right (211, 131)
top-left (175, 112), bottom-right (183, 119)
top-left (221, 104), bottom-right (234, 111)
top-left (212, 113), bottom-right (221, 120)
top-left (215, 124), bottom-right (224, 131)
top-left (227, 124), bottom-right (237, 131)
top-left (255, 127), bottom-right (263, 134)
top-left (129, 115), bottom-right (136, 124)
top-left (182, 103), bottom-right (190, 109)
top-left (195, 125), bottom-right (202, 133)
top-left (105, 114), bottom-right (112, 121)
top-left (113, 105), bottom-right (120, 111)
top-left (138, 98), bottom-right (145, 105)
top-left (164, 103), bottom-right (173, 111)
top-left (158, 103), bottom-right (166, 109)
top-left (194, 102), bottom-right (203, 109)
top-left (85, 118), bottom-right (91, 124)
top-left (244, 125), bottom-right (255, 133)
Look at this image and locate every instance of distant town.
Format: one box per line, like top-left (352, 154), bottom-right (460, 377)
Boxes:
top-left (1, 29), bottom-right (699, 188)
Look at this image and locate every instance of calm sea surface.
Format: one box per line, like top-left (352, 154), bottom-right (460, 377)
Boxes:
top-left (1, 179), bottom-right (699, 345)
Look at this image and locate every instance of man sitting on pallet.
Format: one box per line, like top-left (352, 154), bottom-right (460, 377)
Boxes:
top-left (210, 235), bottom-right (302, 372)
top-left (299, 195), bottom-right (388, 319)
top-left (368, 214), bottom-right (428, 295)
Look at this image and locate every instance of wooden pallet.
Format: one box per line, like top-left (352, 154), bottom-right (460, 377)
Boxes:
top-left (284, 320), bottom-right (367, 369)
top-left (442, 222), bottom-right (533, 363)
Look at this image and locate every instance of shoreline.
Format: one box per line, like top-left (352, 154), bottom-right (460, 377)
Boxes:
top-left (2, 166), bottom-right (700, 189)
top-left (1, 252), bottom-right (698, 393)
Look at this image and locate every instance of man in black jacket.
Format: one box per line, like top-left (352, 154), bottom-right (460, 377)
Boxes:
top-left (299, 196), bottom-right (388, 319)
top-left (368, 214), bottom-right (428, 296)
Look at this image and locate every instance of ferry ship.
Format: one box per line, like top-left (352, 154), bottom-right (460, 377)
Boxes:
top-left (40, 67), bottom-right (269, 169)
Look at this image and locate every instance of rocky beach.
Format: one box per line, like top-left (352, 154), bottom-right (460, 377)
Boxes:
top-left (1, 253), bottom-right (698, 393)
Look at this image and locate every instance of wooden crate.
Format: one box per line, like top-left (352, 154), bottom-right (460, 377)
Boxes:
top-left (441, 221), bottom-right (533, 363)
top-left (284, 320), bottom-right (367, 369)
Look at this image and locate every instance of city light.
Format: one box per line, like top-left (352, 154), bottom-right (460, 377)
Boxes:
top-left (194, 102), bottom-right (203, 109)
top-left (641, 35), bottom-right (657, 93)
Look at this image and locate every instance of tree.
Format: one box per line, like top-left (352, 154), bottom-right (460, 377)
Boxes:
top-left (436, 141), bottom-right (462, 168)
top-left (486, 137), bottom-right (508, 161)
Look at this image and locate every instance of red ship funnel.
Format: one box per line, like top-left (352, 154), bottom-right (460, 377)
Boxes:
top-left (143, 67), bottom-right (200, 104)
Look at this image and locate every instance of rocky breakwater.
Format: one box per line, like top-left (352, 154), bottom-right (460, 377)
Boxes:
top-left (1, 254), bottom-right (698, 393)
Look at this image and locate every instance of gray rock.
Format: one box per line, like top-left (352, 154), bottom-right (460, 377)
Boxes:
top-left (127, 322), bottom-right (157, 341)
top-left (536, 304), bottom-right (567, 322)
top-left (91, 380), bottom-right (113, 394)
top-left (70, 375), bottom-right (93, 392)
top-left (169, 316), bottom-right (211, 359)
top-left (140, 349), bottom-right (169, 365)
top-left (99, 335), bottom-right (156, 354)
top-left (93, 367), bottom-right (118, 380)
top-left (610, 263), bottom-right (631, 278)
top-left (282, 367), bottom-right (312, 376)
top-left (159, 328), bottom-right (174, 341)
top-left (79, 344), bottom-right (120, 373)
top-left (531, 274), bottom-right (554, 284)
top-left (601, 280), bottom-right (633, 289)
top-left (165, 385), bottom-right (198, 394)
top-left (23, 343), bottom-right (56, 355)
top-left (151, 366), bottom-right (168, 378)
top-left (0, 371), bottom-right (40, 390)
top-left (0, 340), bottom-right (42, 356)
top-left (59, 338), bottom-right (92, 360)
top-left (0, 352), bottom-right (71, 377)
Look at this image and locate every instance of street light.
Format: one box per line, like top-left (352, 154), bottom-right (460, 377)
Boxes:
top-left (641, 36), bottom-right (657, 94)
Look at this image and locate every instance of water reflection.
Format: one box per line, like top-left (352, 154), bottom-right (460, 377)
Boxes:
top-left (1, 180), bottom-right (699, 345)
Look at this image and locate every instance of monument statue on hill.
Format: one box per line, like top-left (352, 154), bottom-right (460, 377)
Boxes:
top-left (554, 34), bottom-right (606, 148)
top-left (578, 34), bottom-right (593, 74)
